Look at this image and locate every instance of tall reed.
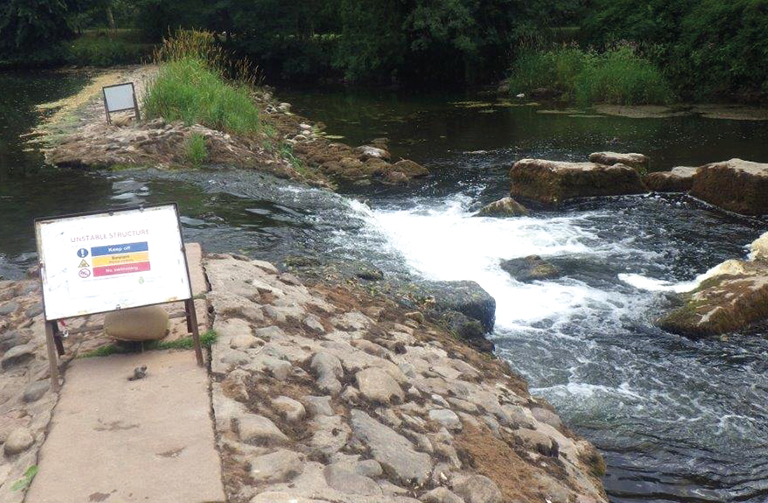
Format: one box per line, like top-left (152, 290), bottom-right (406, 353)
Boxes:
top-left (152, 29), bottom-right (263, 87)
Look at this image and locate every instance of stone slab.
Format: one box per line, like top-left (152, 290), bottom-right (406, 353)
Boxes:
top-left (25, 350), bottom-right (225, 503)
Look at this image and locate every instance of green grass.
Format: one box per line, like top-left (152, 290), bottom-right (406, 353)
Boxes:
top-left (184, 132), bottom-right (208, 166)
top-left (143, 57), bottom-right (262, 136)
top-left (67, 29), bottom-right (154, 66)
top-left (280, 143), bottom-right (309, 176)
top-left (508, 45), bottom-right (673, 106)
top-left (508, 46), bottom-right (587, 101)
top-left (11, 466), bottom-right (38, 492)
top-left (574, 47), bottom-right (673, 106)
top-left (81, 330), bottom-right (218, 358)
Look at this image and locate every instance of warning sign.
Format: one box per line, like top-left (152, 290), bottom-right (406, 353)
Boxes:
top-left (90, 242), bottom-right (150, 277)
top-left (35, 204), bottom-right (191, 320)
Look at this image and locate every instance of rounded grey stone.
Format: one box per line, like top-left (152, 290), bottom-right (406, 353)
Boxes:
top-left (4, 427), bottom-right (34, 456)
top-left (23, 381), bottom-right (50, 403)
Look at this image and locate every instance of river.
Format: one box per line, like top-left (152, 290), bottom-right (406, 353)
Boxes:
top-left (2, 72), bottom-right (768, 502)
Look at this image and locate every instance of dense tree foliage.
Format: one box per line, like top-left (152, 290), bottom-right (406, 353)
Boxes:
top-left (581, 0), bottom-right (768, 100)
top-left (0, 0), bottom-right (75, 60)
top-left (2, 0), bottom-right (768, 99)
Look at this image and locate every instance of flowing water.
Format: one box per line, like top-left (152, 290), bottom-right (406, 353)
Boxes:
top-left (3, 74), bottom-right (768, 502)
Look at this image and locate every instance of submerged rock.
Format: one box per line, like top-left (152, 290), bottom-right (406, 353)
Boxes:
top-left (644, 166), bottom-right (697, 192)
top-left (500, 255), bottom-right (561, 282)
top-left (589, 151), bottom-right (650, 174)
top-left (690, 158), bottom-right (768, 215)
top-left (510, 159), bottom-right (648, 206)
top-left (475, 197), bottom-right (529, 218)
top-left (659, 232), bottom-right (768, 337)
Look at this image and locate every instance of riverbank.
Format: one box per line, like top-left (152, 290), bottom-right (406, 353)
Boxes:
top-left (0, 246), bottom-right (609, 503)
top-left (7, 66), bottom-right (768, 502)
top-left (29, 63), bottom-right (429, 188)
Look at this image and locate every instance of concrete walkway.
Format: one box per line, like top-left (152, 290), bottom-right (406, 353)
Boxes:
top-left (25, 350), bottom-right (225, 503)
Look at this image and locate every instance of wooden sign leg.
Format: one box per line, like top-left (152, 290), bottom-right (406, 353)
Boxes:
top-left (44, 321), bottom-right (61, 392)
top-left (185, 299), bottom-right (204, 367)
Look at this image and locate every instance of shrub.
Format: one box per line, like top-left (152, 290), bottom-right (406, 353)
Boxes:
top-left (508, 45), bottom-right (673, 106)
top-left (143, 57), bottom-right (261, 135)
top-left (184, 132), bottom-right (208, 166)
top-left (67, 30), bottom-right (153, 66)
top-left (574, 46), bottom-right (672, 106)
top-left (508, 46), bottom-right (588, 101)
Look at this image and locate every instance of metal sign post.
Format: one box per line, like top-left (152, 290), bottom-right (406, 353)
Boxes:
top-left (102, 82), bottom-right (140, 124)
top-left (35, 204), bottom-right (203, 392)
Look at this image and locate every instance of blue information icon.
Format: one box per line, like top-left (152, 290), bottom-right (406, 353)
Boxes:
top-left (77, 248), bottom-right (89, 258)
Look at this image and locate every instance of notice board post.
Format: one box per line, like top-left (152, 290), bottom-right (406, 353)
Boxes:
top-left (35, 204), bottom-right (203, 392)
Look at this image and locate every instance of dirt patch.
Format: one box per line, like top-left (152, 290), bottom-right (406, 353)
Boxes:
top-left (456, 423), bottom-right (572, 503)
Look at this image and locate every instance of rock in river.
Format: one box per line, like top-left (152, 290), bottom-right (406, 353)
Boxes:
top-left (407, 280), bottom-right (496, 332)
top-left (500, 255), bottom-right (561, 282)
top-left (475, 197), bottom-right (529, 217)
top-left (659, 232), bottom-right (768, 337)
top-left (690, 158), bottom-right (768, 215)
top-left (589, 151), bottom-right (650, 174)
top-left (644, 166), bottom-right (697, 192)
top-left (510, 159), bottom-right (648, 206)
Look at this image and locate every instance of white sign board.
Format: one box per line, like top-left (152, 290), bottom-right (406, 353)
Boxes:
top-left (103, 83), bottom-right (136, 112)
top-left (35, 205), bottom-right (192, 320)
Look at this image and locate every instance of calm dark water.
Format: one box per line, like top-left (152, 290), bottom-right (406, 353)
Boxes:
top-left (3, 74), bottom-right (768, 502)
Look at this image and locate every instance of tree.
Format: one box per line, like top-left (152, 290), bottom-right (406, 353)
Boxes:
top-left (0, 0), bottom-right (75, 56)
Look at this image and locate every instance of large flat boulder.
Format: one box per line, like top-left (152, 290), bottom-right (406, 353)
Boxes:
top-left (659, 233), bottom-right (768, 337)
top-left (510, 159), bottom-right (648, 206)
top-left (690, 159), bottom-right (768, 215)
top-left (644, 166), bottom-right (697, 192)
top-left (589, 152), bottom-right (649, 174)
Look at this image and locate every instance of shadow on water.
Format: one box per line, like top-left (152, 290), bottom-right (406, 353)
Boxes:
top-left (3, 75), bottom-right (768, 502)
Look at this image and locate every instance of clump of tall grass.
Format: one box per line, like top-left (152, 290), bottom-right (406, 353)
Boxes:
top-left (508, 45), bottom-right (673, 106)
top-left (508, 46), bottom-right (587, 101)
top-left (143, 57), bottom-right (262, 135)
top-left (184, 132), bottom-right (208, 166)
top-left (574, 46), bottom-right (672, 106)
top-left (144, 30), bottom-right (264, 136)
top-left (153, 29), bottom-right (262, 87)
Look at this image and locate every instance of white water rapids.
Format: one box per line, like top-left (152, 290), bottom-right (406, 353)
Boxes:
top-left (341, 192), bottom-right (768, 503)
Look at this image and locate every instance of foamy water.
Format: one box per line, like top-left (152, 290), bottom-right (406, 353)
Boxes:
top-left (355, 194), bottom-right (661, 329)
